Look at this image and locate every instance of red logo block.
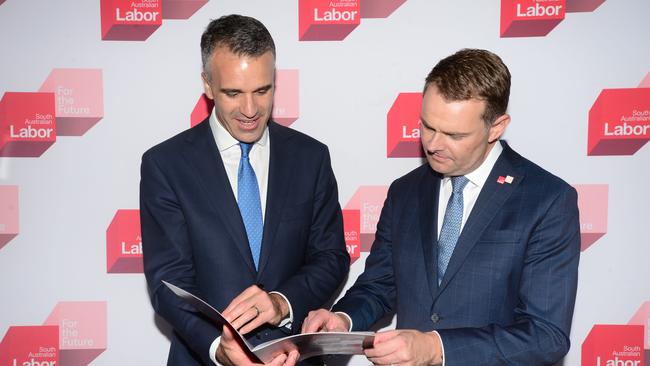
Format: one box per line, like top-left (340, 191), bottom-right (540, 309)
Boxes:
top-left (39, 69), bottom-right (104, 136)
top-left (161, 0), bottom-right (208, 19)
top-left (107, 209), bottom-right (143, 273)
top-left (588, 88), bottom-right (650, 156)
top-left (0, 185), bottom-right (19, 250)
top-left (566, 0), bottom-right (606, 12)
top-left (344, 186), bottom-right (389, 254)
top-left (299, 0), bottom-right (361, 41)
top-left (191, 93), bottom-right (213, 127)
top-left (574, 184), bottom-right (608, 251)
top-left (101, 0), bottom-right (162, 41)
top-left (272, 70), bottom-right (300, 127)
top-left (500, 0), bottom-right (566, 37)
top-left (639, 72), bottom-right (650, 88)
top-left (43, 302), bottom-right (107, 366)
top-left (582, 324), bottom-right (644, 366)
top-left (342, 209), bottom-right (361, 263)
top-left (628, 302), bottom-right (650, 351)
top-left (387, 92), bottom-right (423, 158)
top-left (0, 92), bottom-right (56, 157)
top-left (360, 0), bottom-right (407, 18)
top-left (0, 326), bottom-right (59, 366)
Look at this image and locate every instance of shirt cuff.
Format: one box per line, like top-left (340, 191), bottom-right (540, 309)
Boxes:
top-left (269, 291), bottom-right (293, 328)
top-left (431, 330), bottom-right (445, 366)
top-left (334, 311), bottom-right (353, 331)
top-left (209, 336), bottom-right (222, 365)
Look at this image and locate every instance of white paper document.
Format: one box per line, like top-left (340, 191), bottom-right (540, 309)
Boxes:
top-left (162, 281), bottom-right (375, 363)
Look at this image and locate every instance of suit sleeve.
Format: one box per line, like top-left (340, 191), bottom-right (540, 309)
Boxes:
top-left (274, 146), bottom-right (351, 332)
top-left (331, 181), bottom-right (398, 330)
top-left (437, 185), bottom-right (581, 365)
top-left (140, 150), bottom-right (219, 365)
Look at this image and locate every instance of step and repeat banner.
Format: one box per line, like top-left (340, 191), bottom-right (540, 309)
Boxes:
top-left (1, 0), bottom-right (649, 365)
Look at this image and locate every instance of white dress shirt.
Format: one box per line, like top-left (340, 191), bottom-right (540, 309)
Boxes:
top-left (207, 112), bottom-right (293, 364)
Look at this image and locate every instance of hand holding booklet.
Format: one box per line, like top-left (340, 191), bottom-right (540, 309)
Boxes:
top-left (163, 281), bottom-right (374, 364)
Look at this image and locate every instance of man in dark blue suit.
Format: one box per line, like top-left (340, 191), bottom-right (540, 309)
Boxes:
top-left (140, 15), bottom-right (349, 366)
top-left (303, 49), bottom-right (580, 365)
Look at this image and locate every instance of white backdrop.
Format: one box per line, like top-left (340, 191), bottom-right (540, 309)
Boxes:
top-left (1, 0), bottom-right (649, 365)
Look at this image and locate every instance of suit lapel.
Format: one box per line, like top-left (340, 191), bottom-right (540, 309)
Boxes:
top-left (257, 122), bottom-right (295, 276)
top-left (437, 141), bottom-right (524, 292)
top-left (183, 120), bottom-right (256, 275)
top-left (419, 167), bottom-right (442, 300)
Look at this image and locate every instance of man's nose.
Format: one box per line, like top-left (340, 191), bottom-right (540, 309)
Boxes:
top-left (240, 94), bottom-right (258, 118)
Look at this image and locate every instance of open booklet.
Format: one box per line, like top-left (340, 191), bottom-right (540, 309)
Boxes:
top-left (163, 281), bottom-right (375, 364)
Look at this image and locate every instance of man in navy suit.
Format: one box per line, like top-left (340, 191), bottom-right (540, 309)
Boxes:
top-left (140, 15), bottom-right (349, 366)
top-left (302, 49), bottom-right (580, 365)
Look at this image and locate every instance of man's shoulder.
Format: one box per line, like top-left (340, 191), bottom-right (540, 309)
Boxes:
top-left (269, 121), bottom-right (328, 153)
top-left (388, 164), bottom-right (436, 194)
top-left (142, 120), bottom-right (209, 160)
top-left (505, 143), bottom-right (574, 194)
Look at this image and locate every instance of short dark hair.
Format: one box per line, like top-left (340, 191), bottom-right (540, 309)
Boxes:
top-left (424, 49), bottom-right (511, 125)
top-left (200, 14), bottom-right (276, 75)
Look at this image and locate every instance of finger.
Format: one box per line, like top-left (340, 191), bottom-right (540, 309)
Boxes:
top-left (223, 285), bottom-right (263, 316)
top-left (266, 352), bottom-right (288, 366)
top-left (302, 310), bottom-right (328, 333)
top-left (284, 350), bottom-right (299, 366)
top-left (225, 292), bottom-right (267, 323)
top-left (230, 306), bottom-right (260, 331)
top-left (364, 332), bottom-right (400, 359)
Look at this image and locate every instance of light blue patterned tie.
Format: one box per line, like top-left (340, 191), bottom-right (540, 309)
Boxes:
top-left (238, 142), bottom-right (263, 270)
top-left (437, 175), bottom-right (469, 285)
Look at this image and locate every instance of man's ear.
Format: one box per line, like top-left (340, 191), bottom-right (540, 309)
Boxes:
top-left (202, 72), bottom-right (214, 100)
top-left (488, 114), bottom-right (511, 143)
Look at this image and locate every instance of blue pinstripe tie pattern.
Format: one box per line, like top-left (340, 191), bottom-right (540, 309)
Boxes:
top-left (238, 143), bottom-right (263, 270)
top-left (438, 175), bottom-right (469, 284)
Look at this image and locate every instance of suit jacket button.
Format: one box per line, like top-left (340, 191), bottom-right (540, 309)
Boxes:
top-left (430, 313), bottom-right (440, 323)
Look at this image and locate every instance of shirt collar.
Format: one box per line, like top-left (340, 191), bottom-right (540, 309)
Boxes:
top-left (209, 109), bottom-right (269, 152)
top-left (464, 140), bottom-right (503, 188)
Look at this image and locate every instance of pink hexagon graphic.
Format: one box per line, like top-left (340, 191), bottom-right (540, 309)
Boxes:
top-left (574, 184), bottom-right (608, 251)
top-left (566, 0), bottom-right (606, 12)
top-left (0, 0), bottom-right (6, 6)
top-left (101, 0), bottom-right (162, 41)
top-left (39, 69), bottom-right (104, 136)
top-left (360, 0), bottom-right (407, 18)
top-left (387, 92), bottom-right (424, 158)
top-left (272, 69), bottom-right (300, 127)
top-left (587, 88), bottom-right (650, 156)
top-left (342, 209), bottom-right (361, 263)
top-left (0, 92), bottom-right (56, 157)
top-left (639, 72), bottom-right (650, 88)
top-left (344, 186), bottom-right (389, 257)
top-left (107, 209), bottom-right (143, 273)
top-left (582, 324), bottom-right (644, 366)
top-left (43, 301), bottom-right (107, 366)
top-left (628, 302), bottom-right (650, 351)
top-left (1, 325), bottom-right (59, 366)
top-left (299, 0), bottom-right (361, 41)
top-left (0, 185), bottom-right (19, 250)
top-left (500, 0), bottom-right (566, 38)
top-left (162, 0), bottom-right (208, 19)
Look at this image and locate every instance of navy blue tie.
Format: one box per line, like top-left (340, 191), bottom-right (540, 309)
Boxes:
top-left (437, 176), bottom-right (469, 284)
top-left (238, 143), bottom-right (263, 270)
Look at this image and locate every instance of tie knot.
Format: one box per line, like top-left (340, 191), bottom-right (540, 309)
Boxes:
top-left (451, 176), bottom-right (469, 194)
top-left (240, 142), bottom-right (253, 159)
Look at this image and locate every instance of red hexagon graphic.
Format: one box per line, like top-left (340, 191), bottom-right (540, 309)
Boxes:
top-left (101, 0), bottom-right (162, 41)
top-left (162, 0), bottom-right (208, 19)
top-left (639, 72), bottom-right (650, 88)
top-left (107, 209), bottom-right (143, 273)
top-left (0, 326), bottom-right (59, 366)
top-left (299, 0), bottom-right (361, 41)
top-left (582, 324), bottom-right (644, 366)
top-left (0, 185), bottom-right (19, 250)
top-left (343, 186), bottom-right (389, 263)
top-left (360, 0), bottom-right (407, 18)
top-left (587, 88), bottom-right (650, 156)
top-left (574, 184), bottom-right (608, 251)
top-left (39, 69), bottom-right (104, 136)
top-left (43, 301), bottom-right (107, 366)
top-left (0, 92), bottom-right (56, 157)
top-left (387, 92), bottom-right (423, 158)
top-left (500, 0), bottom-right (566, 37)
top-left (191, 93), bottom-right (213, 127)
